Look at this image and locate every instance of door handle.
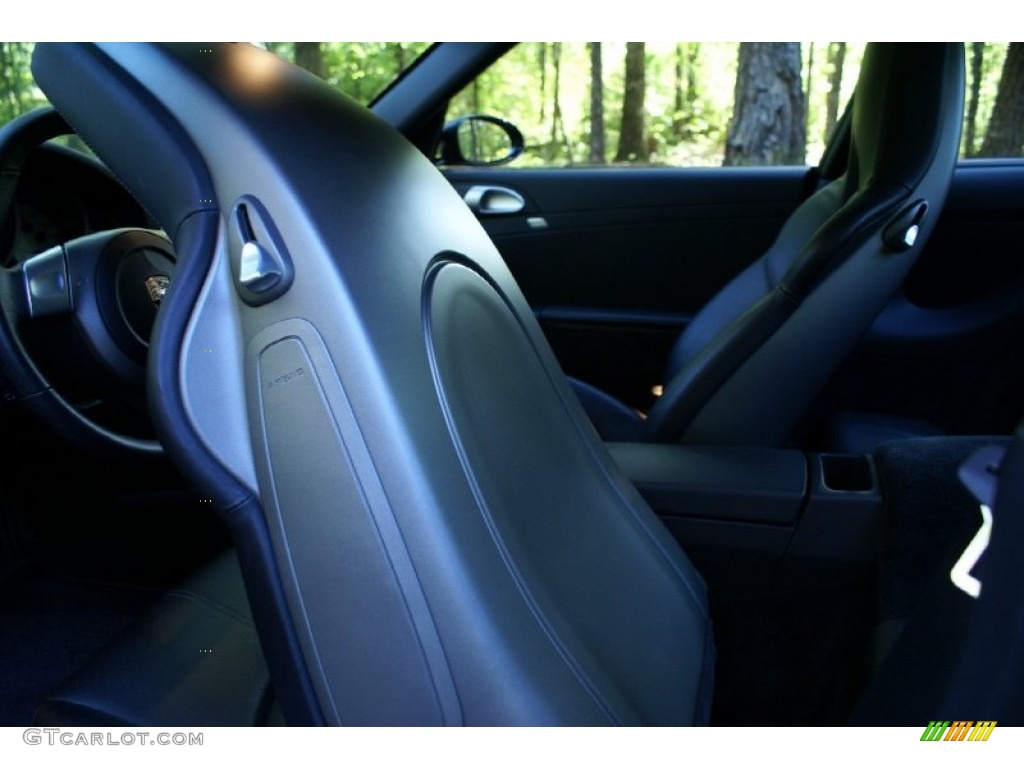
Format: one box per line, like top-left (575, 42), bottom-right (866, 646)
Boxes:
top-left (462, 185), bottom-right (525, 215)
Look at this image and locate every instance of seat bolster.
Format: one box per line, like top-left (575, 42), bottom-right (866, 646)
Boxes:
top-left (568, 377), bottom-right (647, 442)
top-left (828, 411), bottom-right (945, 455)
top-left (33, 550), bottom-right (273, 727)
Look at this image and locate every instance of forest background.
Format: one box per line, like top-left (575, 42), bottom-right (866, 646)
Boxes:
top-left (2, 42), bottom-right (1021, 166)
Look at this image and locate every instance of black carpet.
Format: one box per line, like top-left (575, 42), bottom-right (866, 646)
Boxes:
top-left (850, 435), bottom-right (1012, 724)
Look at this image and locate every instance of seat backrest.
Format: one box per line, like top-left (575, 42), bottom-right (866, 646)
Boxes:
top-left (647, 43), bottom-right (966, 446)
top-left (33, 42), bottom-right (714, 725)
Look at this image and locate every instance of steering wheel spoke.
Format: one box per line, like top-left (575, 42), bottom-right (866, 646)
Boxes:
top-left (21, 244), bottom-right (72, 318)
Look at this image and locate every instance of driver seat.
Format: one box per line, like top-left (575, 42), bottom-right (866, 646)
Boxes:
top-left (575, 43), bottom-right (965, 448)
top-left (31, 42), bottom-right (714, 726)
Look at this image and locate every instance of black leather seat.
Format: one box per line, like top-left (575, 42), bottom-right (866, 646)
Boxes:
top-left (23, 43), bottom-right (970, 727)
top-left (34, 550), bottom-right (280, 727)
top-left (826, 411), bottom-right (946, 455)
top-left (31, 43), bottom-right (715, 726)
top-left (576, 43), bottom-right (966, 448)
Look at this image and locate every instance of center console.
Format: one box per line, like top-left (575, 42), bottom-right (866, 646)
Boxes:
top-left (608, 443), bottom-right (883, 601)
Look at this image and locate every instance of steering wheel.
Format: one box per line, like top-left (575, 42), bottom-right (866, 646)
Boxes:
top-left (0, 106), bottom-right (172, 456)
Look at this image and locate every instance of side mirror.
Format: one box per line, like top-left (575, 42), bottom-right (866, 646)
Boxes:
top-left (438, 115), bottom-right (524, 167)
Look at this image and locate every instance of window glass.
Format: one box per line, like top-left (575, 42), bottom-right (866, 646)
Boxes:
top-left (2, 43), bottom-right (1021, 163)
top-left (0, 42), bottom-right (431, 123)
top-left (0, 43), bottom-right (47, 124)
top-left (444, 42), bottom-right (1024, 168)
top-left (961, 43), bottom-right (1022, 159)
top-left (267, 42), bottom-right (430, 104)
top-left (446, 43), bottom-right (863, 168)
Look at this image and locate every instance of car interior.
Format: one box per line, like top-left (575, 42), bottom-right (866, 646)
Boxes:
top-left (568, 42), bottom-right (965, 449)
top-left (0, 42), bottom-right (1022, 727)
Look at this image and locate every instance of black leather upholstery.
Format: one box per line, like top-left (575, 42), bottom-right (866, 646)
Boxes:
top-left (579, 44), bottom-right (966, 448)
top-left (828, 411), bottom-right (945, 455)
top-left (33, 550), bottom-right (278, 727)
top-left (569, 376), bottom-right (646, 441)
top-left (32, 43), bottom-right (715, 726)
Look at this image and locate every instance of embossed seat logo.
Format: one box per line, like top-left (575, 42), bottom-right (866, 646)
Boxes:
top-left (268, 367), bottom-right (305, 390)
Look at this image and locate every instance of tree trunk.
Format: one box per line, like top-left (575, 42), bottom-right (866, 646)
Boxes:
top-left (392, 43), bottom-right (407, 73)
top-left (0, 43), bottom-right (12, 117)
top-left (805, 42), bottom-right (815, 139)
top-left (673, 43), bottom-right (685, 136)
top-left (0, 43), bottom-right (27, 120)
top-left (673, 43), bottom-right (700, 138)
top-left (548, 43), bottom-right (572, 164)
top-left (294, 42), bottom-right (325, 79)
top-left (965, 43), bottom-right (985, 157)
top-left (724, 43), bottom-right (806, 166)
top-left (549, 43), bottom-right (561, 159)
top-left (981, 43), bottom-right (1024, 157)
top-left (686, 44), bottom-right (700, 106)
top-left (824, 42), bottom-right (846, 140)
top-left (615, 42), bottom-right (647, 163)
top-left (538, 43), bottom-right (547, 124)
top-left (589, 43), bottom-right (606, 164)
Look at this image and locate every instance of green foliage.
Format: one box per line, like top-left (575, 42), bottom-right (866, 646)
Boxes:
top-left (0, 43), bottom-right (1018, 166)
top-left (447, 42), bottom-right (867, 168)
top-left (801, 42), bottom-right (865, 161)
top-left (446, 42), bottom-right (1020, 168)
top-left (0, 42), bottom-right (432, 130)
top-left (964, 43), bottom-right (1009, 157)
top-left (449, 43), bottom-right (590, 166)
top-left (272, 42), bottom-right (431, 104)
top-left (0, 43), bottom-right (46, 125)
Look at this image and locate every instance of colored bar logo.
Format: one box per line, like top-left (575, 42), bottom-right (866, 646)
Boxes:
top-left (920, 721), bottom-right (996, 741)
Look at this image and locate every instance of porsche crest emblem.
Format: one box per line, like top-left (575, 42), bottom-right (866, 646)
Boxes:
top-left (145, 275), bottom-right (170, 308)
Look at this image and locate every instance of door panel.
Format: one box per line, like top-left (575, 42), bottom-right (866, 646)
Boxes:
top-left (446, 166), bottom-right (815, 410)
top-left (447, 160), bottom-right (1024, 436)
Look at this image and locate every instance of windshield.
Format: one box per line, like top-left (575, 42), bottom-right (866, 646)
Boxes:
top-left (0, 43), bottom-right (45, 122)
top-left (0, 42), bottom-right (431, 121)
top-left (263, 42), bottom-right (430, 104)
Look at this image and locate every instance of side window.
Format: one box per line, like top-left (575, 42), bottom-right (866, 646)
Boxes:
top-left (961, 43), bottom-right (1024, 159)
top-left (444, 43), bottom-right (865, 169)
top-left (444, 42), bottom-right (1024, 169)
